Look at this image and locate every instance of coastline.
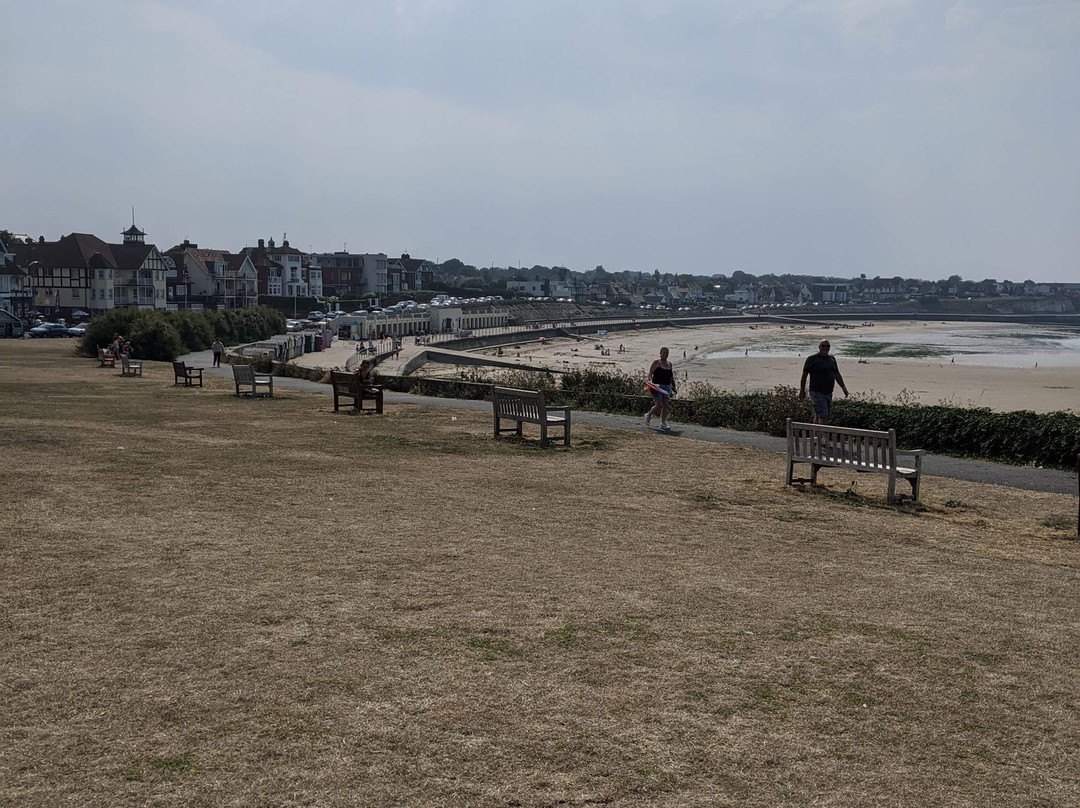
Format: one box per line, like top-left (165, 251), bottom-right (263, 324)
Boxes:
top-left (297, 320), bottom-right (1080, 415)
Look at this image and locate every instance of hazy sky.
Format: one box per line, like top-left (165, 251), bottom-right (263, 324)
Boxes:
top-left (2, 1), bottom-right (1077, 281)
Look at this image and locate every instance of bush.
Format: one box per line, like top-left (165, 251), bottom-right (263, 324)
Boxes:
top-left (127, 313), bottom-right (184, 362)
top-left (78, 307), bottom-right (286, 363)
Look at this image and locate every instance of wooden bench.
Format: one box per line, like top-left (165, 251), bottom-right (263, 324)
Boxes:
top-left (233, 363), bottom-right (273, 397)
top-left (172, 361), bottom-right (204, 387)
top-left (785, 418), bottom-right (924, 504)
top-left (330, 370), bottom-right (383, 414)
top-left (97, 348), bottom-right (116, 368)
top-left (120, 355), bottom-right (143, 377)
top-left (492, 386), bottom-right (571, 446)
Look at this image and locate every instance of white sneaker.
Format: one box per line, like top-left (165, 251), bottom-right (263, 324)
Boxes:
top-left (660, 421), bottom-right (669, 430)
top-left (645, 413), bottom-right (652, 426)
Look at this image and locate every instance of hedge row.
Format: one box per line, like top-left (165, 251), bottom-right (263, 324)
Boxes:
top-left (80, 307), bottom-right (285, 362)
top-left (378, 367), bottom-right (1080, 470)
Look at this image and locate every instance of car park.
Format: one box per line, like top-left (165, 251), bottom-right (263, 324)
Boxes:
top-left (29, 322), bottom-right (72, 338)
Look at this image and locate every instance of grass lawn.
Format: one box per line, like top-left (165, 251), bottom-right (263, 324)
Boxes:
top-left (1, 340), bottom-right (1078, 807)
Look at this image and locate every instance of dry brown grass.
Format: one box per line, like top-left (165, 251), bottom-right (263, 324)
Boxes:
top-left (1, 340), bottom-right (1078, 807)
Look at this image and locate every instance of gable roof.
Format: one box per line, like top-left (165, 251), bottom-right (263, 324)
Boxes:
top-left (0, 254), bottom-right (27, 278)
top-left (11, 232), bottom-right (157, 271)
top-left (110, 242), bottom-right (156, 270)
top-left (12, 233), bottom-right (115, 269)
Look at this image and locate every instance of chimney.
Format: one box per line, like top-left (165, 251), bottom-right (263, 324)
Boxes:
top-left (268, 237), bottom-right (275, 249)
top-left (258, 238), bottom-right (265, 249)
top-left (39, 236), bottom-right (45, 243)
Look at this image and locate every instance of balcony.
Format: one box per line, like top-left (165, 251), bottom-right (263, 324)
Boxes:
top-left (118, 273), bottom-right (157, 287)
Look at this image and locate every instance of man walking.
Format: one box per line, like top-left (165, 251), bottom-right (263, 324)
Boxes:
top-left (799, 339), bottom-right (848, 424)
top-left (211, 339), bottom-right (224, 368)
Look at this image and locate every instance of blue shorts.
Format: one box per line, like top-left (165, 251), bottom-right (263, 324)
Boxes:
top-left (809, 391), bottom-right (832, 419)
top-left (653, 384), bottom-right (672, 404)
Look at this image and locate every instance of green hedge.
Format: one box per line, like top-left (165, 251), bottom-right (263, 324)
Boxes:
top-left (80, 307), bottom-right (286, 362)
top-left (377, 368), bottom-right (1080, 470)
top-left (831, 400), bottom-right (1080, 470)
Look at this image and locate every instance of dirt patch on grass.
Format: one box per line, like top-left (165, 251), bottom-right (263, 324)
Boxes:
top-left (2, 341), bottom-right (1078, 806)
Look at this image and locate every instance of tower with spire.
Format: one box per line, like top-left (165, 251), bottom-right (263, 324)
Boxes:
top-left (122, 209), bottom-right (145, 244)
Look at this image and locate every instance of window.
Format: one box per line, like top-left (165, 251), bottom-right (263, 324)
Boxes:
top-left (72, 289), bottom-right (80, 299)
top-left (108, 289), bottom-right (113, 299)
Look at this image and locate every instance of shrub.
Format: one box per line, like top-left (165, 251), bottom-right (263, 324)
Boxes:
top-left (127, 314), bottom-right (185, 361)
top-left (78, 307), bottom-right (285, 362)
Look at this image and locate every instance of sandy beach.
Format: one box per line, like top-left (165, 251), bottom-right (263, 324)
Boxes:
top-left (298, 320), bottom-right (1080, 414)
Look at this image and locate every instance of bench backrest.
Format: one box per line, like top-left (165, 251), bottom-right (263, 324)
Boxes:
top-left (329, 370), bottom-right (357, 394)
top-left (172, 361), bottom-right (186, 374)
top-left (786, 418), bottom-right (897, 468)
top-left (233, 364), bottom-right (254, 384)
top-left (492, 386), bottom-right (546, 420)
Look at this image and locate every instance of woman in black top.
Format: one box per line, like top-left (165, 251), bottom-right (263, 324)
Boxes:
top-left (645, 347), bottom-right (676, 429)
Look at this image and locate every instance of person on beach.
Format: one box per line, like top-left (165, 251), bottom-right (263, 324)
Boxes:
top-left (211, 339), bottom-right (224, 367)
top-left (799, 339), bottom-right (848, 424)
top-left (645, 347), bottom-right (676, 430)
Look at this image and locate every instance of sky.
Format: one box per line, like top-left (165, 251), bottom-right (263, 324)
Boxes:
top-left (2, 0), bottom-right (1078, 282)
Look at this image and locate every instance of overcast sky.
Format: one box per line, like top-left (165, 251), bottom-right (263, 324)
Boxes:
top-left (2, 0), bottom-right (1077, 282)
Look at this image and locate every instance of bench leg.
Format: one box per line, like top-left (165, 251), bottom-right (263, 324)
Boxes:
top-left (810, 463), bottom-right (820, 484)
top-left (909, 473), bottom-right (920, 502)
top-left (493, 414), bottom-right (500, 438)
top-left (563, 420), bottom-right (570, 447)
top-left (785, 457), bottom-right (794, 486)
top-left (515, 421), bottom-right (523, 438)
top-left (887, 472), bottom-right (896, 505)
top-left (539, 421), bottom-right (548, 445)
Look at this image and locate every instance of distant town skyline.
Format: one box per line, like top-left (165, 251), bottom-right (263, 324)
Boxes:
top-left (2, 1), bottom-right (1077, 283)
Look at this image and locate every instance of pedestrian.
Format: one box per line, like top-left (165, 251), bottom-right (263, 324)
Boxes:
top-left (798, 339), bottom-right (848, 424)
top-left (211, 338), bottom-right (224, 367)
top-left (644, 346), bottom-right (676, 430)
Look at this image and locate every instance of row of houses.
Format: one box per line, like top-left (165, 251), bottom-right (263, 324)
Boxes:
top-left (0, 223), bottom-right (438, 321)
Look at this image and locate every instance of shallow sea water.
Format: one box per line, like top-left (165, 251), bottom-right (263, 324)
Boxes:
top-left (705, 325), bottom-right (1080, 368)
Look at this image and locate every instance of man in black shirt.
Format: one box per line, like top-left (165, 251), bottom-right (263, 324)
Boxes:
top-left (799, 339), bottom-right (849, 424)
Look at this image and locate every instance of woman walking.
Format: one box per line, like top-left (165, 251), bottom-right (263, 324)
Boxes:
top-left (645, 347), bottom-right (676, 430)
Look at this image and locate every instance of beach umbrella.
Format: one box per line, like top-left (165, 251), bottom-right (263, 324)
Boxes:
top-left (71, 309), bottom-right (89, 318)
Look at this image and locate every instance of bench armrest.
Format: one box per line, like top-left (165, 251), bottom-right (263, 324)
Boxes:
top-left (900, 449), bottom-right (926, 456)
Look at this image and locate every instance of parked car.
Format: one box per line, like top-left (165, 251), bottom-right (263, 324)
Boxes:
top-left (67, 323), bottom-right (88, 337)
top-left (29, 322), bottom-right (71, 338)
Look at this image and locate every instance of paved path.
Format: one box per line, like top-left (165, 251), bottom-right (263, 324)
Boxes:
top-left (183, 349), bottom-right (1078, 496)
